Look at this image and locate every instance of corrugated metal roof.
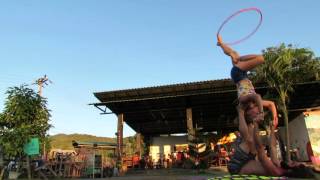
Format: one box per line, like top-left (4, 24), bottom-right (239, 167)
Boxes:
top-left (94, 78), bottom-right (235, 103)
top-left (94, 78), bottom-right (231, 94)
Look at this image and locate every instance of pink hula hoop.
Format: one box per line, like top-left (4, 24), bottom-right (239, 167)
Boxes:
top-left (217, 7), bottom-right (263, 45)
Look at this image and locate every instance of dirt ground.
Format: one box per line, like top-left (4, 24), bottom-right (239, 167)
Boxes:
top-left (108, 175), bottom-right (222, 180)
top-left (84, 167), bottom-right (319, 180)
top-left (106, 167), bottom-right (226, 180)
top-left (105, 175), bottom-right (318, 180)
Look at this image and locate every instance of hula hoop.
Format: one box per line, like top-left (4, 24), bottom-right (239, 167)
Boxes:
top-left (217, 7), bottom-right (263, 45)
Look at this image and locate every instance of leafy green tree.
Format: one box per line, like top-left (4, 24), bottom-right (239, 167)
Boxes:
top-left (124, 135), bottom-right (136, 156)
top-left (43, 135), bottom-right (52, 155)
top-left (0, 85), bottom-right (51, 159)
top-left (251, 44), bottom-right (320, 161)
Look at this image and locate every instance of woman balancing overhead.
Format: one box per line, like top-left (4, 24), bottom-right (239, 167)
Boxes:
top-left (217, 35), bottom-right (278, 127)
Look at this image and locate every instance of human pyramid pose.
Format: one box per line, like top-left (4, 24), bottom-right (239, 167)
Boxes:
top-left (217, 36), bottom-right (314, 178)
top-left (217, 35), bottom-right (278, 128)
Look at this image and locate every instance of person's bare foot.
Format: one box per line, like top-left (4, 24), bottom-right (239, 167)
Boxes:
top-left (217, 35), bottom-right (223, 45)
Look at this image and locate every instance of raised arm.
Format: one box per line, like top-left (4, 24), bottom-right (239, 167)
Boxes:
top-left (238, 105), bottom-right (250, 141)
top-left (262, 100), bottom-right (278, 128)
top-left (253, 121), bottom-right (284, 176)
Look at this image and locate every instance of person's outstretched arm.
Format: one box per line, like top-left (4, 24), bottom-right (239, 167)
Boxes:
top-left (268, 122), bottom-right (281, 167)
top-left (238, 105), bottom-right (250, 141)
top-left (262, 100), bottom-right (278, 128)
top-left (253, 121), bottom-right (285, 176)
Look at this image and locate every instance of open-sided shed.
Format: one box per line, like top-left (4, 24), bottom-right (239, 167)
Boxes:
top-left (91, 79), bottom-right (320, 159)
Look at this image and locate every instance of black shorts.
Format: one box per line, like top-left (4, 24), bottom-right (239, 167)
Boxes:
top-left (228, 145), bottom-right (256, 174)
top-left (230, 66), bottom-right (248, 84)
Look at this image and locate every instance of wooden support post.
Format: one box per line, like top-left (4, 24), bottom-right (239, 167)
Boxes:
top-left (26, 155), bottom-right (31, 180)
top-left (136, 133), bottom-right (142, 157)
top-left (186, 108), bottom-right (194, 142)
top-left (117, 114), bottom-right (124, 163)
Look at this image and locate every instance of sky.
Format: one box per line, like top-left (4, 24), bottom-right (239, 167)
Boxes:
top-left (0, 0), bottom-right (319, 138)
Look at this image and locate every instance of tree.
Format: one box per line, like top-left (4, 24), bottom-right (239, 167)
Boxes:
top-left (251, 43), bottom-right (320, 162)
top-left (188, 128), bottom-right (219, 169)
top-left (124, 135), bottom-right (137, 156)
top-left (0, 85), bottom-right (51, 159)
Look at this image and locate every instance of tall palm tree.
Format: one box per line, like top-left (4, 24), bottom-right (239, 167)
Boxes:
top-left (252, 44), bottom-right (320, 162)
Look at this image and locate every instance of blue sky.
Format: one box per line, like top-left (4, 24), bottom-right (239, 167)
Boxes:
top-left (0, 1), bottom-right (319, 138)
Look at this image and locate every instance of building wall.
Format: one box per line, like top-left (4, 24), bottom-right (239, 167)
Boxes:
top-left (287, 114), bottom-right (310, 161)
top-left (304, 110), bottom-right (320, 158)
top-left (149, 135), bottom-right (187, 161)
top-left (279, 111), bottom-right (320, 161)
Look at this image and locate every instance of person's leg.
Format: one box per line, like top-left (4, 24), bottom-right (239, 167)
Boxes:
top-left (236, 55), bottom-right (264, 71)
top-left (239, 160), bottom-right (268, 175)
top-left (217, 35), bottom-right (264, 71)
top-left (253, 122), bottom-right (285, 176)
top-left (268, 123), bottom-right (281, 167)
top-left (217, 36), bottom-right (239, 64)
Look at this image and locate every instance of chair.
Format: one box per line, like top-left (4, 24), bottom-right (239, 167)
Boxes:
top-left (218, 148), bottom-right (229, 166)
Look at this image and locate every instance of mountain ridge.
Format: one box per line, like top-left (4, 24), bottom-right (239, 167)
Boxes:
top-left (49, 133), bottom-right (117, 150)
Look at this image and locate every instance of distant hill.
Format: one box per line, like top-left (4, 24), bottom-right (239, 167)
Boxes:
top-left (49, 133), bottom-right (117, 150)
